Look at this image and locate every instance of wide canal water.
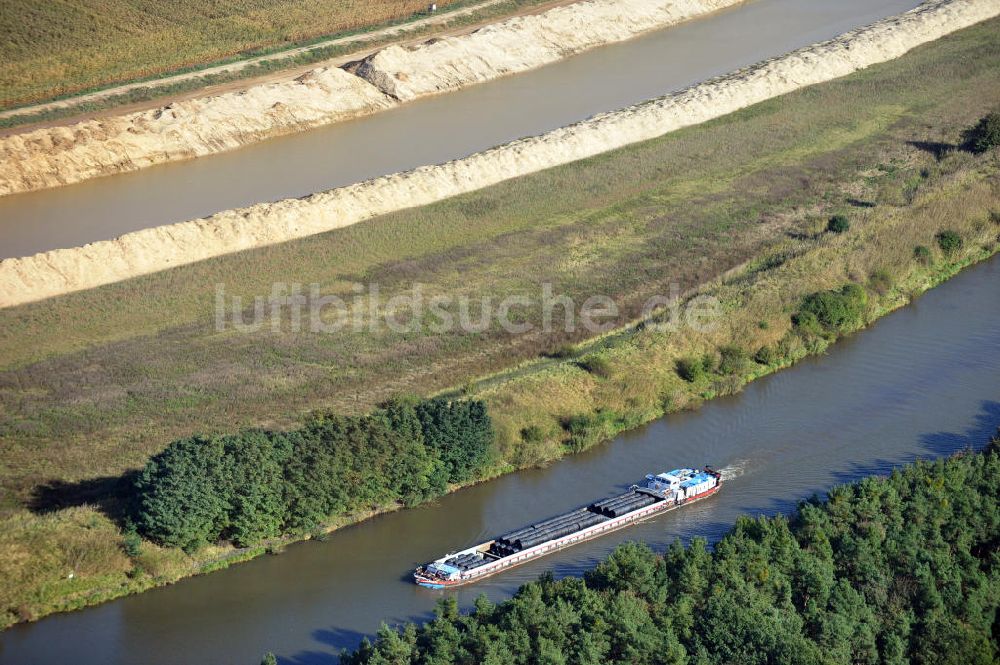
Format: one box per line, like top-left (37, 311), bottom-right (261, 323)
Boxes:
top-left (0, 0), bottom-right (921, 259)
top-left (1, 257), bottom-right (998, 664)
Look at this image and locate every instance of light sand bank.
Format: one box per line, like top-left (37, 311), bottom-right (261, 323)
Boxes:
top-left (352, 0), bottom-right (740, 100)
top-left (1, 0), bottom-right (997, 308)
top-left (0, 0), bottom-right (743, 197)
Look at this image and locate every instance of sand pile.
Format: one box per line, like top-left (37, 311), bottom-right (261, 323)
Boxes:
top-left (0, 69), bottom-right (394, 196)
top-left (2, 0), bottom-right (998, 308)
top-left (353, 0), bottom-right (740, 100)
top-left (0, 0), bottom-right (742, 197)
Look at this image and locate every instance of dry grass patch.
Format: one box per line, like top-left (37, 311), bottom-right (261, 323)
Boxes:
top-left (0, 0), bottom-right (471, 108)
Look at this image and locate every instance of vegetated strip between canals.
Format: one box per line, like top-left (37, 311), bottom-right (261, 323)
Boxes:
top-left (0, 0), bottom-right (922, 260)
top-left (2, 256), bottom-right (998, 665)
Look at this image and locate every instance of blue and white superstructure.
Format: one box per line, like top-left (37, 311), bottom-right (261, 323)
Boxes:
top-left (414, 466), bottom-right (721, 588)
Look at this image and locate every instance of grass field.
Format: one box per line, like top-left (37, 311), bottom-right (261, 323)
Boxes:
top-left (0, 18), bottom-right (998, 627)
top-left (0, 0), bottom-right (470, 109)
top-left (0, 0), bottom-right (556, 129)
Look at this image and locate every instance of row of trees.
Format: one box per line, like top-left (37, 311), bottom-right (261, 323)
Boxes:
top-left (133, 398), bottom-right (493, 550)
top-left (344, 431), bottom-right (1000, 665)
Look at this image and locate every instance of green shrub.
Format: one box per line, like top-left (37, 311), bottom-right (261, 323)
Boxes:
top-left (791, 310), bottom-right (824, 337)
top-left (699, 353), bottom-right (717, 374)
top-left (827, 214), bottom-right (850, 233)
top-left (520, 425), bottom-right (544, 444)
top-left (717, 345), bottom-right (749, 375)
top-left (754, 345), bottom-right (780, 366)
top-left (676, 357), bottom-right (706, 382)
top-left (121, 525), bottom-right (142, 558)
top-left (936, 229), bottom-right (963, 255)
top-left (562, 411), bottom-right (620, 453)
top-left (776, 331), bottom-right (807, 361)
top-left (562, 414), bottom-right (592, 434)
top-left (795, 283), bottom-right (868, 336)
top-left (962, 112), bottom-right (1000, 153)
top-left (914, 245), bottom-right (933, 264)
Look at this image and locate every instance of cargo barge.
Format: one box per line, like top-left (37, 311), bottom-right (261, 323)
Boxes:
top-left (414, 466), bottom-right (721, 588)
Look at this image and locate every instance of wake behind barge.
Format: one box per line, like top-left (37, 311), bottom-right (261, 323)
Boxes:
top-left (414, 466), bottom-right (721, 588)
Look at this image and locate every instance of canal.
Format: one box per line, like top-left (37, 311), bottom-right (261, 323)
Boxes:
top-left (1, 257), bottom-right (997, 664)
top-left (0, 0), bottom-right (920, 259)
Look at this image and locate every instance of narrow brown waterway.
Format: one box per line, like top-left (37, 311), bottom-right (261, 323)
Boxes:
top-left (1, 257), bottom-right (997, 664)
top-left (0, 0), bottom-right (921, 259)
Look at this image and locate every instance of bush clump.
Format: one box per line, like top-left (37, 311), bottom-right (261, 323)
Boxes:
top-left (936, 229), bottom-right (963, 255)
top-left (121, 525), bottom-right (142, 558)
top-left (520, 425), bottom-right (545, 444)
top-left (676, 353), bottom-right (715, 382)
top-left (794, 283), bottom-right (868, 337)
top-left (562, 414), bottom-right (595, 452)
top-left (914, 245), bottom-right (933, 264)
top-left (717, 345), bottom-right (749, 375)
top-left (962, 111), bottom-right (1000, 153)
top-left (754, 345), bottom-right (780, 366)
top-left (675, 357), bottom-right (703, 382)
top-left (791, 310), bottom-right (824, 337)
top-left (562, 410), bottom-right (621, 453)
top-left (827, 214), bottom-right (850, 233)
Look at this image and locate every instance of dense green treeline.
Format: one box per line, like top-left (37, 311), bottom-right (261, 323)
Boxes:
top-left (133, 398), bottom-right (493, 550)
top-left (344, 433), bottom-right (1000, 665)
top-left (128, 276), bottom-right (875, 553)
top-left (131, 274), bottom-right (953, 555)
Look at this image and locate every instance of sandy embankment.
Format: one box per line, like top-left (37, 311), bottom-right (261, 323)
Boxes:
top-left (0, 0), bottom-right (743, 197)
top-left (352, 0), bottom-right (740, 100)
top-left (1, 0), bottom-right (998, 309)
top-left (0, 69), bottom-right (394, 196)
